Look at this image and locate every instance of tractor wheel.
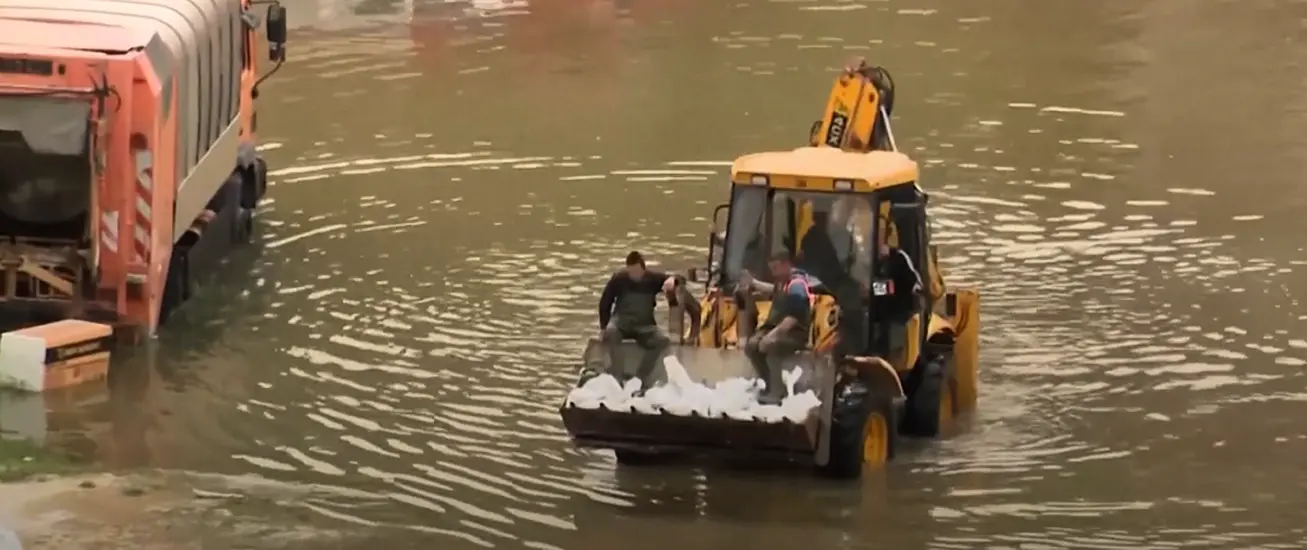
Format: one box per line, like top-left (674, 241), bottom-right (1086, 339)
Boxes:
top-left (904, 355), bottom-right (955, 438)
top-left (816, 377), bottom-right (897, 480)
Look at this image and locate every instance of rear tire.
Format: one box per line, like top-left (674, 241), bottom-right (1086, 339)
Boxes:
top-left (233, 208), bottom-right (254, 244)
top-left (234, 166), bottom-right (258, 244)
top-left (159, 249), bottom-right (190, 326)
top-left (241, 159), bottom-right (267, 210)
top-left (816, 377), bottom-right (897, 480)
top-left (254, 156), bottom-right (268, 200)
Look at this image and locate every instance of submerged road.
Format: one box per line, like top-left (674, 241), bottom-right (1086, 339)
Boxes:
top-left (14, 0), bottom-right (1307, 548)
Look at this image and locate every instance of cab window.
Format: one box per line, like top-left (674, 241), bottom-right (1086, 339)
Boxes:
top-left (720, 185), bottom-right (875, 289)
top-left (721, 185), bottom-right (773, 285)
top-left (795, 194), bottom-right (873, 291)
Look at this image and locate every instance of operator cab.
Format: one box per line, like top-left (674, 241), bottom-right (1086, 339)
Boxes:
top-left (719, 186), bottom-right (872, 290)
top-left (699, 147), bottom-right (936, 357)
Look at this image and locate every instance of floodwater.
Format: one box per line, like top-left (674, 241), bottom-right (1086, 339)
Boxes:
top-left (9, 0), bottom-right (1307, 548)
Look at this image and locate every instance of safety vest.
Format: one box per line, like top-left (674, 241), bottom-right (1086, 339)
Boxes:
top-left (764, 271), bottom-right (817, 335)
top-left (783, 273), bottom-right (818, 310)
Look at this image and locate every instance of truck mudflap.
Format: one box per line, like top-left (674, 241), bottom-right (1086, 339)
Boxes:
top-left (559, 341), bottom-right (835, 458)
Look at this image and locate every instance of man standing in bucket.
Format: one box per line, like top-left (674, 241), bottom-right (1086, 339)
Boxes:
top-left (597, 251), bottom-right (677, 384)
top-left (739, 251), bottom-right (815, 403)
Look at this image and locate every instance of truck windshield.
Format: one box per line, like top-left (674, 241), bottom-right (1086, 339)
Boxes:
top-left (720, 185), bottom-right (874, 291)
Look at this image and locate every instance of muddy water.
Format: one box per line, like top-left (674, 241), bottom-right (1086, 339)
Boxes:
top-left (13, 0), bottom-right (1307, 548)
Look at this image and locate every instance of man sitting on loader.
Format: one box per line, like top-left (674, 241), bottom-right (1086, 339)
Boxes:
top-left (598, 251), bottom-right (677, 384)
top-left (738, 251), bottom-right (816, 403)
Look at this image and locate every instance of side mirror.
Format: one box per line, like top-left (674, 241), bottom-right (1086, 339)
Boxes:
top-left (266, 2), bottom-right (288, 62)
top-left (710, 203), bottom-right (730, 235)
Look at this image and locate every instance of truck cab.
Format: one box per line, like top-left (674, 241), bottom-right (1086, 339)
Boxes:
top-left (0, 0), bottom-right (287, 340)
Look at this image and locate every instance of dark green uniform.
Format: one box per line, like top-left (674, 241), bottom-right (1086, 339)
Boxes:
top-left (598, 270), bottom-right (672, 383)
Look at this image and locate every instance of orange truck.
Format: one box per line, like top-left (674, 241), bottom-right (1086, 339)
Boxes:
top-left (0, 0), bottom-right (291, 334)
top-left (0, 0), bottom-right (291, 390)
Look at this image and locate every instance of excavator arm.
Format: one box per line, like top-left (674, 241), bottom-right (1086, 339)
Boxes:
top-left (809, 60), bottom-right (897, 153)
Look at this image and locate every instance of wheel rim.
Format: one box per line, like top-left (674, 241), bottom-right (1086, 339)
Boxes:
top-left (862, 412), bottom-right (889, 467)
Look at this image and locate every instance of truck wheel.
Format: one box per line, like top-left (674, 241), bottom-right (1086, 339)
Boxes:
top-left (904, 355), bottom-right (954, 438)
top-left (254, 157), bottom-right (268, 200)
top-left (240, 159), bottom-right (267, 210)
top-left (233, 208), bottom-right (254, 244)
top-left (227, 169), bottom-right (254, 244)
top-left (159, 249), bottom-right (190, 325)
top-left (816, 377), bottom-right (897, 480)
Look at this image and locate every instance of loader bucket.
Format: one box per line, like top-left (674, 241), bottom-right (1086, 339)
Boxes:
top-left (559, 340), bottom-right (832, 459)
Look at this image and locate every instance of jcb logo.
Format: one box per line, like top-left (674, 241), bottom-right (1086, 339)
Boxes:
top-left (825, 108), bottom-right (849, 148)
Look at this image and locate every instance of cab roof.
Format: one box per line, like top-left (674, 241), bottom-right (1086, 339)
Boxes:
top-left (730, 147), bottom-right (919, 191)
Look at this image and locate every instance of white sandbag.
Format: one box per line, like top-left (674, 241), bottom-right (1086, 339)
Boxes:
top-left (663, 356), bottom-right (696, 390)
top-left (566, 373), bottom-right (625, 409)
top-left (708, 377), bottom-right (759, 418)
top-left (567, 360), bottom-right (822, 422)
top-left (782, 367), bottom-right (802, 396)
top-left (748, 403), bottom-right (786, 423)
top-left (725, 409), bottom-right (756, 421)
top-left (781, 390), bottom-right (822, 423)
top-left (679, 385), bottom-right (714, 417)
top-left (643, 385), bottom-right (679, 411)
top-left (628, 395), bottom-right (658, 415)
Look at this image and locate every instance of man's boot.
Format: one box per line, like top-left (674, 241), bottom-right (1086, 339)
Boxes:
top-left (746, 343), bottom-right (774, 403)
top-left (756, 354), bottom-right (785, 405)
top-left (634, 348), bottom-right (661, 390)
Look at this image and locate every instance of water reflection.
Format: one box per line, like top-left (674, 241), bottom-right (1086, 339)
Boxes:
top-left (4, 0), bottom-right (1304, 548)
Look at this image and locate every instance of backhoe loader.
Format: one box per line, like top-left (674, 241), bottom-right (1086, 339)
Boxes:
top-left (559, 60), bottom-right (981, 479)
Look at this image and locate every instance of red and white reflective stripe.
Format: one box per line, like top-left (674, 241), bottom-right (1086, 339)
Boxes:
top-left (99, 210), bottom-right (119, 254)
top-left (133, 148), bottom-right (154, 263)
top-left (783, 274), bottom-right (817, 309)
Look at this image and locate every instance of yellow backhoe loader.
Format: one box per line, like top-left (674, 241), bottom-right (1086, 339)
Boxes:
top-left (560, 60), bottom-right (980, 479)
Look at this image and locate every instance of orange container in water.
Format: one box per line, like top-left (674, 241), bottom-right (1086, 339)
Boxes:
top-left (0, 319), bottom-right (112, 392)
